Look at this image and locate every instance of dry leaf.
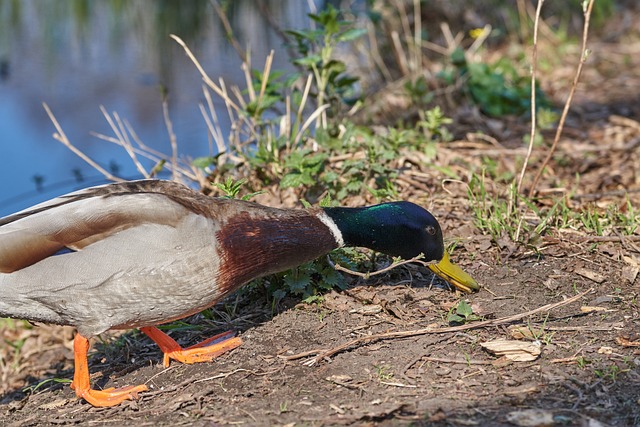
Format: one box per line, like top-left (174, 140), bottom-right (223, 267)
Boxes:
top-left (574, 267), bottom-right (606, 283)
top-left (326, 374), bottom-right (353, 383)
top-left (616, 336), bottom-right (640, 347)
top-left (597, 346), bottom-right (614, 354)
top-left (623, 255), bottom-right (639, 267)
top-left (504, 383), bottom-right (540, 395)
top-left (581, 306), bottom-right (609, 313)
top-left (506, 409), bottom-right (554, 426)
top-left (622, 265), bottom-right (639, 284)
top-left (481, 339), bottom-right (542, 361)
top-left (350, 304), bottom-right (383, 315)
top-left (509, 326), bottom-right (544, 340)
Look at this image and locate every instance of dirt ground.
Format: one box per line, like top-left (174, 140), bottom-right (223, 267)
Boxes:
top-left (2, 8), bottom-right (640, 427)
top-left (0, 251), bottom-right (638, 426)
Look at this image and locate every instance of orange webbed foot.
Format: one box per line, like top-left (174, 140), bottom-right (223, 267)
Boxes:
top-left (72, 383), bottom-right (149, 407)
top-left (72, 334), bottom-right (148, 407)
top-left (140, 326), bottom-right (242, 368)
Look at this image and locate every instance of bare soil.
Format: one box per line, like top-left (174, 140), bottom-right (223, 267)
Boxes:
top-left (2, 10), bottom-right (640, 427)
top-left (1, 250), bottom-right (639, 426)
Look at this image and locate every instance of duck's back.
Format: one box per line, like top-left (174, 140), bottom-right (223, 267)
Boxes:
top-left (0, 181), bottom-right (232, 336)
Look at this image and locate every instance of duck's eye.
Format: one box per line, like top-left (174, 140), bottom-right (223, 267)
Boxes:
top-left (425, 225), bottom-right (436, 235)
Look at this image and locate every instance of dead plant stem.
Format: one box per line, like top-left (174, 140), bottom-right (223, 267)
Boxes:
top-left (161, 96), bottom-right (178, 181)
top-left (528, 0), bottom-right (595, 197)
top-left (210, 0), bottom-right (247, 63)
top-left (43, 103), bottom-right (122, 183)
top-left (517, 0), bottom-right (544, 194)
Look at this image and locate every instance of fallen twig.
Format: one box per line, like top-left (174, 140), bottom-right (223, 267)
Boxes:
top-left (278, 348), bottom-right (329, 361)
top-left (328, 254), bottom-right (433, 279)
top-left (420, 356), bottom-right (493, 365)
top-left (562, 235), bottom-right (640, 243)
top-left (301, 289), bottom-right (592, 365)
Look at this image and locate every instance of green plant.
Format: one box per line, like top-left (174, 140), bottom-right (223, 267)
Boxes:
top-left (269, 249), bottom-right (353, 303)
top-left (576, 356), bottom-right (590, 369)
top-left (404, 76), bottom-right (434, 108)
top-left (594, 364), bottom-right (625, 382)
top-left (579, 204), bottom-right (604, 236)
top-left (280, 150), bottom-right (328, 188)
top-left (23, 378), bottom-right (72, 395)
top-left (287, 5), bottom-right (365, 111)
top-left (608, 199), bottom-right (639, 235)
top-left (447, 300), bottom-right (481, 324)
top-left (214, 177), bottom-right (265, 200)
top-left (468, 171), bottom-right (526, 242)
top-left (527, 315), bottom-right (555, 345)
top-left (418, 106), bottom-right (453, 142)
top-left (374, 364), bottom-right (394, 381)
top-left (451, 49), bottom-right (551, 117)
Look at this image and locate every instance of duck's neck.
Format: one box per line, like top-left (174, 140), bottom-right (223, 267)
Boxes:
top-left (214, 208), bottom-right (340, 292)
top-left (322, 204), bottom-right (406, 256)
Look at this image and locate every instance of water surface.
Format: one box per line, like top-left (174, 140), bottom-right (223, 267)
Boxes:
top-left (0, 0), bottom-right (313, 217)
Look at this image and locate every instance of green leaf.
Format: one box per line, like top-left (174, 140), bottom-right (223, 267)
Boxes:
top-left (285, 29), bottom-right (319, 41)
top-left (319, 192), bottom-right (335, 207)
top-left (447, 313), bottom-right (465, 324)
top-left (320, 268), bottom-right (343, 287)
top-left (272, 289), bottom-right (287, 301)
top-left (456, 300), bottom-right (474, 317)
top-left (337, 28), bottom-right (367, 42)
top-left (345, 180), bottom-right (362, 192)
top-left (283, 270), bottom-right (312, 292)
top-left (280, 173), bottom-right (306, 188)
top-left (294, 54), bottom-right (322, 67)
top-left (192, 156), bottom-right (217, 169)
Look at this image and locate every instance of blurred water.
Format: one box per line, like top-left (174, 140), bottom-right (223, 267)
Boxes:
top-left (0, 0), bottom-right (314, 217)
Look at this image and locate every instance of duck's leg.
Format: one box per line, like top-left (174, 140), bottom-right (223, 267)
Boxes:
top-left (140, 326), bottom-right (242, 368)
top-left (71, 334), bottom-right (148, 407)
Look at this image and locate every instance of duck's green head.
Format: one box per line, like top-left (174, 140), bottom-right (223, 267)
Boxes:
top-left (322, 201), bottom-right (479, 293)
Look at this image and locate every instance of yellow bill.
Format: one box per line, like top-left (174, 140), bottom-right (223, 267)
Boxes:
top-left (428, 251), bottom-right (479, 293)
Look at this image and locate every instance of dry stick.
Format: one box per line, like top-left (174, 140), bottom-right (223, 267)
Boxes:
top-left (412, 0), bottom-right (422, 75)
top-left (292, 104), bottom-right (330, 147)
top-left (421, 356), bottom-right (493, 365)
top-left (294, 74), bottom-right (314, 138)
top-left (210, 0), bottom-right (247, 63)
top-left (328, 254), bottom-right (431, 279)
top-left (170, 34), bottom-right (242, 114)
top-left (528, 0), bottom-right (595, 198)
top-left (569, 235), bottom-right (640, 243)
top-left (368, 22), bottom-right (393, 81)
top-left (90, 129), bottom-right (198, 182)
top-left (302, 289), bottom-right (591, 365)
top-left (512, 0), bottom-right (545, 243)
top-left (200, 87), bottom-right (227, 156)
top-left (161, 96), bottom-right (178, 181)
top-left (100, 107), bottom-right (150, 178)
top-left (43, 103), bottom-right (122, 182)
top-left (242, 60), bottom-right (256, 102)
top-left (257, 50), bottom-right (274, 108)
top-left (516, 0), bottom-right (544, 194)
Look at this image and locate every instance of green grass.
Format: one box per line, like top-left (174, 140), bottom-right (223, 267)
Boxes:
top-left (468, 167), bottom-right (640, 246)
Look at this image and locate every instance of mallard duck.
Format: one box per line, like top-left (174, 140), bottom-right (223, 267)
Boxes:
top-left (0, 179), bottom-right (477, 406)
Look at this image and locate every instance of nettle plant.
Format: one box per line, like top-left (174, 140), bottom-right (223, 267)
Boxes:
top-left (192, 5), bottom-right (454, 209)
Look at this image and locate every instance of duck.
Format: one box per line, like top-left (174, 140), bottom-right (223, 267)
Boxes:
top-left (0, 179), bottom-right (478, 407)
